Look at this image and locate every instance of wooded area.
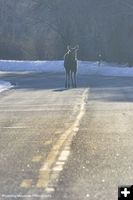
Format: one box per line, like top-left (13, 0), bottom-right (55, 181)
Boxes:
top-left (0, 0), bottom-right (133, 64)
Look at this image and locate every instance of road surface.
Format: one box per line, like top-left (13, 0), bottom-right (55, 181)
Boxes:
top-left (0, 72), bottom-right (133, 200)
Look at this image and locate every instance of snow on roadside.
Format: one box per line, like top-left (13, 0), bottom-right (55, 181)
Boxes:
top-left (0, 60), bottom-right (63, 72)
top-left (0, 60), bottom-right (133, 77)
top-left (0, 81), bottom-right (13, 93)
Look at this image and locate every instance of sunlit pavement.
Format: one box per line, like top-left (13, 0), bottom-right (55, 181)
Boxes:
top-left (0, 72), bottom-right (133, 200)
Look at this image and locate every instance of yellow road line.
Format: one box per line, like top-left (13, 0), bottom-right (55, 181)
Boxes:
top-left (36, 89), bottom-right (88, 188)
top-left (32, 155), bottom-right (42, 163)
top-left (20, 179), bottom-right (32, 188)
top-left (44, 141), bottom-right (52, 145)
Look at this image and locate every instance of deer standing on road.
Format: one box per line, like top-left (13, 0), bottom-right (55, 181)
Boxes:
top-left (64, 45), bottom-right (79, 88)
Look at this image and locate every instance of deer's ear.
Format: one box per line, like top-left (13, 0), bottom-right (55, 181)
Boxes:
top-left (67, 45), bottom-right (70, 50)
top-left (75, 45), bottom-right (79, 50)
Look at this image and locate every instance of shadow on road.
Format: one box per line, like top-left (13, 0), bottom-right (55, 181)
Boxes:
top-left (53, 88), bottom-right (68, 92)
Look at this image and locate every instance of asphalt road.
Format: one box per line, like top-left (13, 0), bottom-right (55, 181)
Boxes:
top-left (0, 72), bottom-right (133, 200)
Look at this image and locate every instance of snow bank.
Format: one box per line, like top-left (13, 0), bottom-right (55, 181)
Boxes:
top-left (0, 81), bottom-right (13, 93)
top-left (79, 61), bottom-right (133, 77)
top-left (0, 60), bottom-right (133, 77)
top-left (0, 60), bottom-right (63, 72)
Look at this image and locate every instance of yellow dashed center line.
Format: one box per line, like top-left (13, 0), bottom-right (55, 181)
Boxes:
top-left (20, 179), bottom-right (32, 188)
top-left (44, 141), bottom-right (52, 145)
top-left (36, 89), bottom-right (88, 188)
top-left (32, 155), bottom-right (42, 163)
top-left (20, 89), bottom-right (88, 189)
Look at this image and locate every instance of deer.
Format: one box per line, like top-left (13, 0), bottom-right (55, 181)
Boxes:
top-left (64, 45), bottom-right (79, 88)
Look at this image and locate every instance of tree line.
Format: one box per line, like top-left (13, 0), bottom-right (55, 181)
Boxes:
top-left (0, 0), bottom-right (133, 65)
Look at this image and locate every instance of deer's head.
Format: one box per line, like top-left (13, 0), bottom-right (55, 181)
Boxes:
top-left (67, 45), bottom-right (79, 58)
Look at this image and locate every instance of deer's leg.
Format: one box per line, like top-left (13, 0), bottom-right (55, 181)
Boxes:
top-left (68, 71), bottom-right (70, 88)
top-left (74, 72), bottom-right (77, 88)
top-left (65, 72), bottom-right (67, 88)
top-left (71, 71), bottom-right (74, 88)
